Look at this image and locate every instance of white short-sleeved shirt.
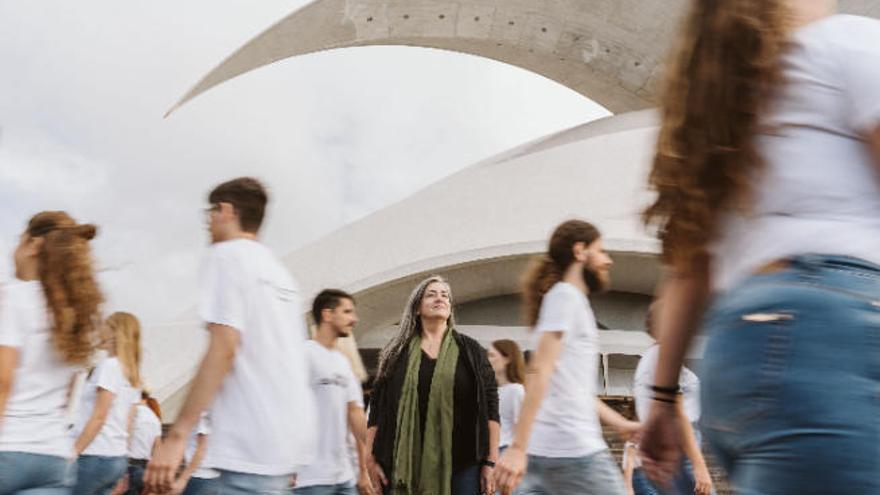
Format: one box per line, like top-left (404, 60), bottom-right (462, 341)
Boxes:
top-left (499, 383), bottom-right (525, 448)
top-left (633, 344), bottom-right (701, 424)
top-left (129, 403), bottom-right (161, 460)
top-left (528, 282), bottom-right (606, 457)
top-left (198, 239), bottom-right (316, 476)
top-left (74, 356), bottom-right (140, 457)
top-left (296, 341), bottom-right (364, 487)
top-left (712, 15), bottom-right (880, 291)
top-left (186, 414), bottom-right (219, 480)
top-left (0, 280), bottom-right (80, 458)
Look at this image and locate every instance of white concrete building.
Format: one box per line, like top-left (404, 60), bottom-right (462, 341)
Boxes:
top-left (151, 0), bottom-right (880, 416)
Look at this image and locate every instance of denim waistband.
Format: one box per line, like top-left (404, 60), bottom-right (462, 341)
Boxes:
top-left (782, 254), bottom-right (880, 276)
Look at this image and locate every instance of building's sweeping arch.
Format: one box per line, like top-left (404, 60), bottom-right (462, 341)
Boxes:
top-left (167, 0), bottom-right (880, 116)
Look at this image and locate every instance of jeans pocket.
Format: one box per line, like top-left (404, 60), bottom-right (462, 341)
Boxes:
top-left (701, 308), bottom-right (796, 437)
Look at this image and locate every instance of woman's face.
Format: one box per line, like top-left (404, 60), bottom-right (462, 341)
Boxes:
top-left (487, 345), bottom-right (509, 376)
top-left (418, 281), bottom-right (452, 321)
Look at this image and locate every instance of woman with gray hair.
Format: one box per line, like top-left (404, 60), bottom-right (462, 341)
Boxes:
top-left (365, 276), bottom-right (500, 495)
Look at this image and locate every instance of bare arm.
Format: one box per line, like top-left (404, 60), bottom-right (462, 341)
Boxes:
top-left (678, 403), bottom-right (712, 495)
top-left (146, 324), bottom-right (239, 493)
top-left (347, 402), bottom-right (368, 445)
top-left (869, 125), bottom-right (880, 173)
top-left (0, 347), bottom-right (18, 429)
top-left (622, 444), bottom-right (636, 495)
top-left (170, 324), bottom-right (239, 439)
top-left (653, 256), bottom-right (711, 389)
top-left (74, 388), bottom-right (115, 454)
top-left (348, 405), bottom-right (373, 495)
top-left (595, 398), bottom-right (640, 439)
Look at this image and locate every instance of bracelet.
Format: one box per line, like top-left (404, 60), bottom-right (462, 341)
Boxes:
top-left (650, 384), bottom-right (680, 395)
top-left (481, 459), bottom-right (496, 468)
top-left (652, 395), bottom-right (677, 404)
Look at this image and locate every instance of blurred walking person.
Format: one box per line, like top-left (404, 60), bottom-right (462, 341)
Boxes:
top-left (126, 391), bottom-right (162, 495)
top-left (0, 212), bottom-right (102, 494)
top-left (640, 1), bottom-right (880, 493)
top-left (631, 302), bottom-right (712, 495)
top-left (146, 177), bottom-right (316, 494)
top-left (486, 340), bottom-right (525, 456)
top-left (294, 289), bottom-right (371, 495)
top-left (494, 220), bottom-right (639, 495)
top-left (73, 312), bottom-right (143, 495)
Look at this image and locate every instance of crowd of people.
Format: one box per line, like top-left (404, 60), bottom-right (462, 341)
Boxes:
top-left (2, 0), bottom-right (880, 494)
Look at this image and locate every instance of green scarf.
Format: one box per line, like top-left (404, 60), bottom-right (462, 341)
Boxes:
top-left (391, 328), bottom-right (459, 495)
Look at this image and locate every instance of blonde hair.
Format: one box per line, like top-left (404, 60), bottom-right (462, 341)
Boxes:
top-left (105, 312), bottom-right (142, 389)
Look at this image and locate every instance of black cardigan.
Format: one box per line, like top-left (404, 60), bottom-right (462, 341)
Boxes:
top-left (368, 331), bottom-right (500, 475)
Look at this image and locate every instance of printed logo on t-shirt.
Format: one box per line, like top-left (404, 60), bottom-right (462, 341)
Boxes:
top-left (316, 373), bottom-right (349, 388)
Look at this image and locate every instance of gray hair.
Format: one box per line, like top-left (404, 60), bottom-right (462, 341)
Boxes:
top-left (375, 275), bottom-right (456, 381)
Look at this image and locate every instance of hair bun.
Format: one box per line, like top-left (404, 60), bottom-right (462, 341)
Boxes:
top-left (74, 224), bottom-right (98, 240)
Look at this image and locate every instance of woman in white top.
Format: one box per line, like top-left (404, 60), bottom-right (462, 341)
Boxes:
top-left (0, 211), bottom-right (102, 494)
top-left (639, 1), bottom-right (880, 493)
top-left (73, 312), bottom-right (143, 495)
top-left (486, 339), bottom-right (525, 452)
top-left (126, 392), bottom-right (162, 495)
top-left (494, 220), bottom-right (640, 495)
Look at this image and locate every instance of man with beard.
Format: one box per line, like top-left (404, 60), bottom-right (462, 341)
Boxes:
top-left (294, 290), bottom-right (372, 495)
top-left (494, 220), bottom-right (640, 495)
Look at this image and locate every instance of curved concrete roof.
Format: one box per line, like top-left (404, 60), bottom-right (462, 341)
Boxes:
top-left (168, 0), bottom-right (880, 116)
top-left (283, 109), bottom-right (661, 337)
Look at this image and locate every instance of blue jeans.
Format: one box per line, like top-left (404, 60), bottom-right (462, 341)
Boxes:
top-left (701, 254), bottom-right (880, 494)
top-left (519, 449), bottom-right (625, 495)
top-left (126, 464), bottom-right (145, 495)
top-left (380, 464), bottom-right (481, 495)
top-left (0, 452), bottom-right (75, 495)
top-left (182, 477), bottom-right (220, 495)
top-left (632, 460), bottom-right (700, 495)
top-left (293, 481), bottom-right (356, 495)
top-left (72, 456), bottom-right (127, 495)
top-left (214, 470), bottom-right (292, 495)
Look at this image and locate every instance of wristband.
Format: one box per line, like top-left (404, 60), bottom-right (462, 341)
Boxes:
top-left (650, 384), bottom-right (680, 395)
top-left (652, 395), bottom-right (677, 404)
top-left (481, 459), bottom-right (496, 468)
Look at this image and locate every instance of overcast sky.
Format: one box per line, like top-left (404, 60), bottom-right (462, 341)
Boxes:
top-left (0, 0), bottom-right (607, 325)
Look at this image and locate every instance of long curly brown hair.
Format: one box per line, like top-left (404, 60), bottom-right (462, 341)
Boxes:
top-left (643, 0), bottom-right (789, 265)
top-left (522, 220), bottom-right (600, 326)
top-left (26, 211), bottom-right (103, 365)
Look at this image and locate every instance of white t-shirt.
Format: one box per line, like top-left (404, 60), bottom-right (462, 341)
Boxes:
top-left (129, 403), bottom-right (161, 460)
top-left (198, 239), bottom-right (317, 475)
top-left (296, 340), bottom-right (364, 488)
top-left (528, 282), bottom-right (606, 457)
top-left (74, 356), bottom-right (140, 457)
top-left (0, 280), bottom-right (80, 458)
top-left (712, 15), bottom-right (880, 291)
top-left (633, 344), bottom-right (701, 424)
top-left (498, 383), bottom-right (524, 448)
top-left (186, 414), bottom-right (219, 480)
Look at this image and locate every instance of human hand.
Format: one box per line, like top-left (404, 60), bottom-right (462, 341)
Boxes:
top-left (494, 446), bottom-right (527, 495)
top-left (480, 464), bottom-right (496, 494)
top-left (639, 402), bottom-right (682, 490)
top-left (144, 432), bottom-right (187, 494)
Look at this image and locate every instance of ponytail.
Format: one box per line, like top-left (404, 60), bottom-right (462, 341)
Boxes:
top-left (522, 256), bottom-right (563, 327)
top-left (522, 220), bottom-right (600, 327)
top-left (27, 211), bottom-right (103, 366)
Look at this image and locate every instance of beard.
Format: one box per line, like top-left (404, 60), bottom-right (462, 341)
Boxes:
top-left (583, 265), bottom-right (608, 294)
